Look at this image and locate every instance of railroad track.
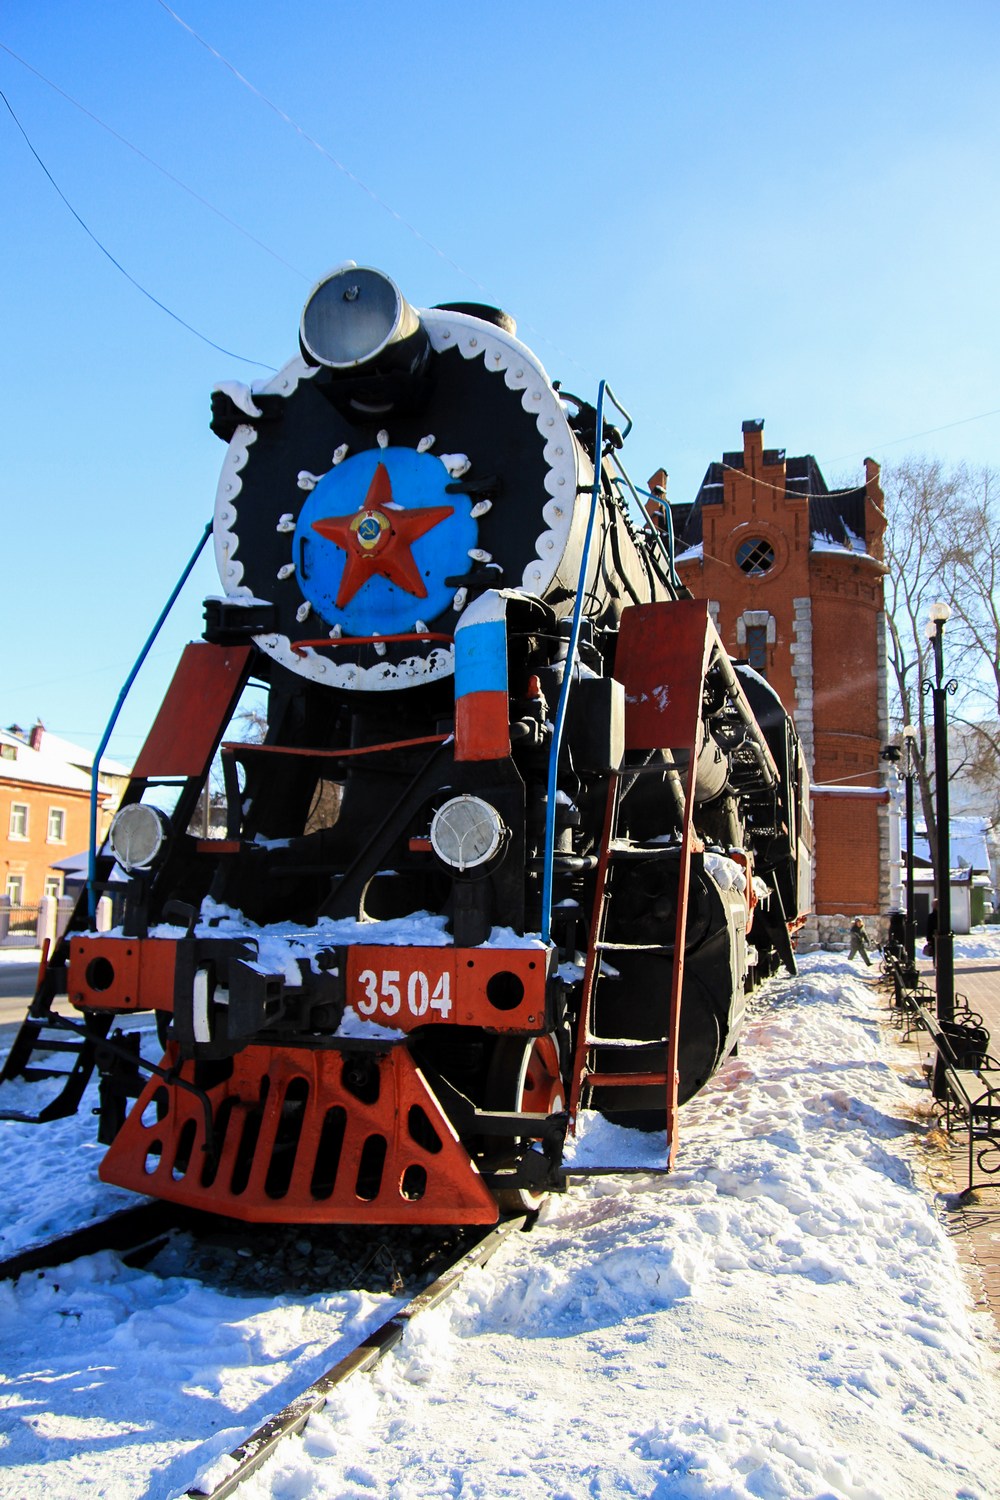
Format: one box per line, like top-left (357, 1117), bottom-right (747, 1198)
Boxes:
top-left (0, 1199), bottom-right (193, 1280)
top-left (185, 1214), bottom-right (528, 1500)
top-left (0, 1201), bottom-right (529, 1499)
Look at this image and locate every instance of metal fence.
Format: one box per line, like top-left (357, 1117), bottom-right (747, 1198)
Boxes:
top-left (0, 903), bottom-right (40, 945)
top-left (0, 897), bottom-right (76, 947)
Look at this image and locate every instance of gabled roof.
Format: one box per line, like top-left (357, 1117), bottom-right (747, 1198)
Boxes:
top-left (907, 816), bottom-right (992, 874)
top-left (33, 729), bottom-right (130, 779)
top-left (0, 729), bottom-right (94, 793)
top-left (675, 450), bottom-right (870, 556)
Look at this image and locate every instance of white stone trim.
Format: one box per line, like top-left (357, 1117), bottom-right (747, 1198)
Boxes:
top-left (790, 596), bottom-right (815, 775)
top-left (735, 610), bottom-right (776, 647)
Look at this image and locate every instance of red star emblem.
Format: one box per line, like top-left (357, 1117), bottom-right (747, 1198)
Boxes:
top-left (311, 462), bottom-right (454, 608)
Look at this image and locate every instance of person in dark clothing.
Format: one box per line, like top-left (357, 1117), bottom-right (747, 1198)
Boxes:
top-left (849, 916), bottom-right (872, 966)
top-left (886, 910), bottom-right (906, 961)
top-left (924, 900), bottom-right (938, 960)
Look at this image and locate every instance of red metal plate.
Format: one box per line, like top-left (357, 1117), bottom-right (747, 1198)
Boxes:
top-left (133, 642), bottom-right (253, 780)
top-left (344, 945), bottom-right (548, 1033)
top-left (68, 936), bottom-right (178, 1013)
top-left (615, 599), bottom-right (715, 751)
top-left (100, 1043), bottom-right (500, 1225)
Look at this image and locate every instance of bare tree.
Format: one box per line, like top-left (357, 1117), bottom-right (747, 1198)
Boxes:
top-left (883, 458), bottom-right (1000, 874)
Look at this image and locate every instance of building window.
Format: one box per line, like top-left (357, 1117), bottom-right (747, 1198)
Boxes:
top-left (44, 876), bottom-right (63, 899)
top-left (746, 625), bottom-right (768, 675)
top-left (5, 875), bottom-right (24, 905)
top-left (736, 537), bottom-right (775, 576)
top-left (0, 744), bottom-right (15, 761)
top-left (47, 807), bottom-right (66, 843)
top-left (9, 803), bottom-right (28, 840)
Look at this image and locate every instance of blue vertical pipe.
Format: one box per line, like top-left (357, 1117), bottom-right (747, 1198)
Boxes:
top-left (87, 521), bottom-right (213, 919)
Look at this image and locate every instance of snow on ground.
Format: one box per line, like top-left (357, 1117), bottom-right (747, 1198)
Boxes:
top-left (0, 942), bottom-right (998, 1498)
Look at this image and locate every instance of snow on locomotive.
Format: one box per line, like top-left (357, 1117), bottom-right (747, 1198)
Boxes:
top-left (2, 265), bottom-right (811, 1223)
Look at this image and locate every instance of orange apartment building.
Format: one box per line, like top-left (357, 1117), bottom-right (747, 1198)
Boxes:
top-left (664, 419), bottom-right (890, 940)
top-left (0, 726), bottom-right (123, 909)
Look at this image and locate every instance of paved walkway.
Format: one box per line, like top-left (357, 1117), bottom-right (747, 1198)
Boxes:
top-left (883, 953), bottom-right (1000, 1331)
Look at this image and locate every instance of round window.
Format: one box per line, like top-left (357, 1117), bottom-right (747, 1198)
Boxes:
top-left (735, 538), bottom-right (775, 576)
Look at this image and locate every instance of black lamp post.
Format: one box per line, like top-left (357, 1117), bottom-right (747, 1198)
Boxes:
top-left (881, 734), bottom-right (918, 982)
top-left (901, 726), bottom-right (918, 972)
top-left (924, 602), bottom-right (956, 1023)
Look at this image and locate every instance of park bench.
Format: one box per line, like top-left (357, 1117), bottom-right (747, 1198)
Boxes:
top-left (912, 1000), bottom-right (1000, 1197)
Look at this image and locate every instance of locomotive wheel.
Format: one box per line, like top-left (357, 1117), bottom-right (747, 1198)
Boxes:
top-left (484, 1033), bottom-right (564, 1213)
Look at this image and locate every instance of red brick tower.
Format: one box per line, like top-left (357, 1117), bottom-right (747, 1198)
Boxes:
top-left (667, 420), bottom-right (889, 939)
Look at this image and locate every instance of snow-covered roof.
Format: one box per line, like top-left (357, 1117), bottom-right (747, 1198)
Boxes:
top-left (673, 541), bottom-right (703, 565)
top-left (0, 729), bottom-right (93, 793)
top-left (907, 815), bottom-right (992, 873)
top-left (28, 728), bottom-right (131, 779)
top-left (812, 784), bottom-right (889, 799)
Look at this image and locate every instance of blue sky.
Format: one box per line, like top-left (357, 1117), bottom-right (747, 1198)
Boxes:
top-left (2, 1), bottom-right (998, 763)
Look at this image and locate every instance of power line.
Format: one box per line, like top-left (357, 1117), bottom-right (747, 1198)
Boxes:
top-left (704, 403), bottom-right (1000, 506)
top-left (155, 0), bottom-right (491, 294)
top-left (154, 0), bottom-right (595, 381)
top-left (824, 407), bottom-right (1000, 466)
top-left (0, 40), bottom-right (310, 282)
top-left (1, 86), bottom-right (275, 370)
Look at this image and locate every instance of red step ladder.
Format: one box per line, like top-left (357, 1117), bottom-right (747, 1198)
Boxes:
top-left (567, 600), bottom-right (721, 1170)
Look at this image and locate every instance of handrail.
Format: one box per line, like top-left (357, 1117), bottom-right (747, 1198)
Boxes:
top-left (290, 631), bottom-right (454, 657)
top-left (221, 734), bottom-right (449, 761)
top-left (87, 521), bottom-right (213, 918)
top-left (610, 465), bottom-right (680, 589)
top-left (540, 380), bottom-right (607, 943)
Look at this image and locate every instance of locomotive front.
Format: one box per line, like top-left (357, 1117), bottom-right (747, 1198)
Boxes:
top-left (5, 265), bottom-right (809, 1225)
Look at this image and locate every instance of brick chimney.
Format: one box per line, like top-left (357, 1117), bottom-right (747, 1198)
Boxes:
top-left (29, 721), bottom-right (45, 751)
top-left (742, 418), bottom-right (764, 472)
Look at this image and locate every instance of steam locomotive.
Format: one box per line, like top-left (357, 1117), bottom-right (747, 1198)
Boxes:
top-left (2, 265), bottom-right (810, 1223)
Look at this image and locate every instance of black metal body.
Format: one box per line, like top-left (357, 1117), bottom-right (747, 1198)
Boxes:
top-left (0, 269), bottom-right (813, 1222)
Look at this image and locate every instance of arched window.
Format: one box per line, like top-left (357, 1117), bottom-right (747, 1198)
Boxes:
top-left (746, 625), bottom-right (768, 675)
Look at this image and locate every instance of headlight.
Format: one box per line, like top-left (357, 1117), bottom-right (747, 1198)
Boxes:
top-left (108, 804), bottom-right (169, 873)
top-left (430, 796), bottom-right (505, 872)
top-left (300, 265), bottom-right (421, 369)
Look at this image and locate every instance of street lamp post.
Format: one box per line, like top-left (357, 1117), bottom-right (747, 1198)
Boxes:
top-left (924, 602), bottom-right (956, 1023)
top-left (901, 726), bottom-right (918, 973)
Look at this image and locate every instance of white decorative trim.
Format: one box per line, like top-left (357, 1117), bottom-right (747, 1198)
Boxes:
top-left (424, 309), bottom-right (580, 596)
top-left (735, 610), bottom-right (775, 646)
top-left (876, 608), bottom-right (893, 914)
top-left (790, 597), bottom-right (815, 774)
top-left (213, 356), bottom-right (319, 596)
top-left (212, 310), bottom-right (580, 691)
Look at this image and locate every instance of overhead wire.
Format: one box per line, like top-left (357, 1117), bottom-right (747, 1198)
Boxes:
top-left (0, 40), bottom-right (311, 282)
top-left (153, 0), bottom-right (595, 380)
top-left (2, 21), bottom-right (994, 479)
top-left (824, 407), bottom-right (1000, 465)
top-left (0, 86), bottom-right (275, 370)
top-left (154, 0), bottom-right (497, 295)
top-left (709, 414), bottom-right (998, 507)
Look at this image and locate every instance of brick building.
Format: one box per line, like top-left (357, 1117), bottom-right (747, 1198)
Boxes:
top-left (0, 725), bottom-right (127, 909)
top-left (665, 419), bottom-right (890, 939)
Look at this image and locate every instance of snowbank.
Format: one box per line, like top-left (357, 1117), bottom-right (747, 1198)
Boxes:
top-left (0, 950), bottom-right (998, 1498)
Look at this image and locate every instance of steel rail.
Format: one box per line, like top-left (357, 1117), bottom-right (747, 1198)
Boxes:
top-left (186, 1214), bottom-right (529, 1500)
top-left (0, 1200), bottom-right (191, 1281)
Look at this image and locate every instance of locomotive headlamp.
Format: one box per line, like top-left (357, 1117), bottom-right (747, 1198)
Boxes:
top-left (430, 795), bottom-right (506, 873)
top-left (108, 804), bottom-right (169, 873)
top-left (300, 265), bottom-right (424, 370)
